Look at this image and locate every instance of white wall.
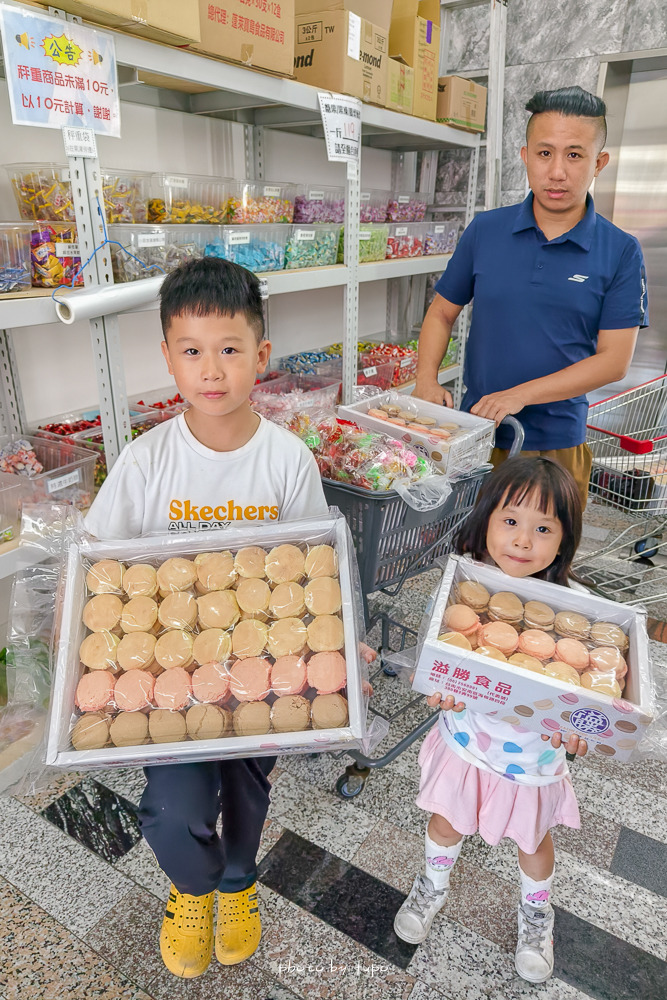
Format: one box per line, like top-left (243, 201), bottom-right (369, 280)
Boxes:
top-left (0, 81), bottom-right (394, 425)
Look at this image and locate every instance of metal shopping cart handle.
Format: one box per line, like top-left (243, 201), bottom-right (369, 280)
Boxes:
top-left (502, 415), bottom-right (525, 457)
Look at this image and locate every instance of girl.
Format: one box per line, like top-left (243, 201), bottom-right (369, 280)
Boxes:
top-left (394, 457), bottom-right (588, 984)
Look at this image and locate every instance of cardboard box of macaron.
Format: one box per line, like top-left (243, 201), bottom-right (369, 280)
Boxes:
top-left (412, 555), bottom-right (656, 761)
top-left (45, 514), bottom-right (368, 768)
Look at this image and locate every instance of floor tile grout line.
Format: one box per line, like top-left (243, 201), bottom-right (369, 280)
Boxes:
top-left (1, 871), bottom-right (150, 998)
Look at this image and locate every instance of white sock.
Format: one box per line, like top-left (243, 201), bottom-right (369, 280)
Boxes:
top-left (519, 866), bottom-right (554, 910)
top-left (425, 830), bottom-right (463, 890)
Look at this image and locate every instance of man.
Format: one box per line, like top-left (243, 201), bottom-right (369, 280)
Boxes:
top-left (415, 86), bottom-right (648, 504)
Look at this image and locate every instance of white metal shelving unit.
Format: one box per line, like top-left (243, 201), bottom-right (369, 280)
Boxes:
top-left (0, 1), bottom-right (481, 476)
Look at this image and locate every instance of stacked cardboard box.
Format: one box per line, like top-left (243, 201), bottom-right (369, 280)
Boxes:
top-left (188, 0), bottom-right (295, 77)
top-left (437, 76), bottom-right (487, 132)
top-left (293, 1), bottom-right (391, 106)
top-left (388, 0), bottom-right (440, 120)
top-left (29, 0), bottom-right (201, 46)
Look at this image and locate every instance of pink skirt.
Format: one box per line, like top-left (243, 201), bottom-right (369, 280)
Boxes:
top-left (416, 727), bottom-right (580, 854)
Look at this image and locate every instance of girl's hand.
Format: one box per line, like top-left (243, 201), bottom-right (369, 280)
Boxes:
top-left (427, 692), bottom-right (466, 713)
top-left (541, 731), bottom-right (588, 757)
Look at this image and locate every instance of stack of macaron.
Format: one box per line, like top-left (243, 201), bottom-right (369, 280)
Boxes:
top-left (366, 400), bottom-right (468, 449)
top-left (70, 543), bottom-right (353, 753)
top-left (437, 579), bottom-right (630, 700)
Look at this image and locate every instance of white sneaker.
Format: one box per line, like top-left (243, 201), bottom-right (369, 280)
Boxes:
top-left (393, 874), bottom-right (448, 944)
top-left (515, 902), bottom-right (554, 983)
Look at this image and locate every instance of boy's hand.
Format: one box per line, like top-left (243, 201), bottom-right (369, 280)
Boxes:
top-left (541, 731), bottom-right (588, 757)
top-left (359, 642), bottom-right (377, 665)
top-left (426, 691), bottom-right (466, 713)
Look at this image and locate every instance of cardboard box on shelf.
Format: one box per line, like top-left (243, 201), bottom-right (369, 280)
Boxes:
top-left (437, 76), bottom-right (487, 132)
top-left (386, 57), bottom-right (413, 114)
top-left (389, 0), bottom-right (440, 120)
top-left (412, 556), bottom-right (655, 762)
top-left (29, 0), bottom-right (201, 46)
top-left (293, 9), bottom-right (388, 107)
top-left (188, 0), bottom-right (295, 77)
top-left (295, 0), bottom-right (393, 30)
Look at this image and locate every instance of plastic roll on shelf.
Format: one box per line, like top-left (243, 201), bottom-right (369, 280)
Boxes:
top-left (54, 275), bottom-right (165, 324)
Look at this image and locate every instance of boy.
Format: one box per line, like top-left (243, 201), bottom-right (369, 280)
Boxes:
top-left (85, 257), bottom-right (329, 978)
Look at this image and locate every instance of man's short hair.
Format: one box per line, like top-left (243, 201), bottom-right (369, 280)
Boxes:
top-left (525, 86), bottom-right (607, 150)
top-left (159, 257), bottom-right (265, 343)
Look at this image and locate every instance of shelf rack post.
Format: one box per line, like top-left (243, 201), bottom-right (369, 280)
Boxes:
top-left (453, 141), bottom-right (480, 407)
top-left (0, 329), bottom-right (27, 436)
top-left (68, 154), bottom-right (131, 468)
top-left (343, 158), bottom-right (361, 406)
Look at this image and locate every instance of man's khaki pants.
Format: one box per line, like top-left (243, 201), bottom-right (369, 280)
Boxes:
top-left (490, 443), bottom-right (593, 509)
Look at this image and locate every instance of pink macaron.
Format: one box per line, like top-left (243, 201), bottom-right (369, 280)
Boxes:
top-left (554, 637), bottom-right (590, 673)
top-left (518, 629), bottom-right (556, 662)
top-left (75, 670), bottom-right (115, 712)
top-left (479, 620), bottom-right (519, 657)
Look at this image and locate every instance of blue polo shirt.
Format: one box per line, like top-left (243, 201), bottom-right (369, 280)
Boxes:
top-left (434, 194), bottom-right (648, 450)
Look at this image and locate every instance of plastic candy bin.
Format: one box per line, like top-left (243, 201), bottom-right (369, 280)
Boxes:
top-left (228, 181), bottom-right (296, 224)
top-left (337, 224), bottom-right (389, 263)
top-left (7, 163), bottom-right (75, 222)
top-left (423, 222), bottom-right (460, 255)
top-left (386, 223), bottom-right (425, 259)
top-left (284, 225), bottom-right (340, 269)
top-left (204, 225), bottom-right (288, 272)
top-left (102, 171), bottom-right (149, 223)
top-left (0, 434), bottom-right (96, 536)
top-left (360, 189), bottom-right (390, 223)
top-left (0, 224), bottom-right (31, 294)
top-left (108, 224), bottom-right (208, 282)
top-left (386, 191), bottom-right (428, 222)
top-left (148, 173), bottom-right (228, 224)
top-left (294, 185), bottom-right (345, 224)
top-left (250, 374), bottom-right (341, 418)
top-left (128, 386), bottom-right (188, 415)
top-left (30, 223), bottom-right (82, 288)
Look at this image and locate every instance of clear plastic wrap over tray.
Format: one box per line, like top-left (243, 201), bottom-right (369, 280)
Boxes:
top-left (338, 391), bottom-right (495, 477)
top-left (46, 513), bottom-right (372, 768)
top-left (410, 555), bottom-right (660, 762)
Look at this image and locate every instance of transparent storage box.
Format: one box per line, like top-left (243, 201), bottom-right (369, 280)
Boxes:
top-left (386, 223), bottom-right (426, 259)
top-left (29, 223), bottom-right (83, 288)
top-left (128, 386), bottom-right (188, 415)
top-left (314, 357), bottom-right (395, 392)
top-left (423, 222), bottom-right (461, 255)
top-left (337, 224), bottom-right (389, 263)
top-left (148, 173), bottom-right (228, 224)
top-left (227, 181), bottom-right (296, 224)
top-left (72, 411), bottom-right (173, 489)
top-left (385, 191), bottom-right (428, 222)
top-left (284, 225), bottom-right (341, 269)
top-left (101, 171), bottom-right (150, 224)
top-left (7, 162), bottom-right (75, 222)
top-left (358, 338), bottom-right (419, 386)
top-left (204, 224), bottom-right (288, 272)
top-left (108, 224), bottom-right (209, 282)
top-left (276, 350), bottom-right (339, 375)
top-left (250, 373), bottom-right (341, 417)
top-left (0, 223), bottom-right (31, 294)
top-left (293, 185), bottom-right (345, 224)
top-left (0, 435), bottom-right (97, 536)
top-left (360, 188), bottom-right (390, 223)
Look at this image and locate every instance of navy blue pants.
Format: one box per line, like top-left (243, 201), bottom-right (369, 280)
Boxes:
top-left (138, 755), bottom-right (277, 896)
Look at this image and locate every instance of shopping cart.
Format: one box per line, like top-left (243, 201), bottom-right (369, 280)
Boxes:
top-left (574, 374), bottom-right (667, 605)
top-left (325, 416), bottom-right (524, 798)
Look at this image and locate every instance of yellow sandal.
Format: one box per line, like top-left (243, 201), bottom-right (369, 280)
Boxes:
top-left (215, 883), bottom-right (262, 965)
top-left (159, 884), bottom-right (214, 978)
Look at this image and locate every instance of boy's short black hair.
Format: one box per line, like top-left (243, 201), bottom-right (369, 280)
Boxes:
top-left (159, 257), bottom-right (265, 343)
top-left (525, 85), bottom-right (607, 151)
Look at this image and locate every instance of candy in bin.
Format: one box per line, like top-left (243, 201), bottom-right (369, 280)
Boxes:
top-left (386, 192), bottom-right (428, 223)
top-left (0, 224), bottom-right (31, 294)
top-left (7, 163), bottom-right (75, 222)
top-left (102, 172), bottom-right (149, 224)
top-left (0, 439), bottom-right (44, 477)
top-left (30, 224), bottom-right (83, 288)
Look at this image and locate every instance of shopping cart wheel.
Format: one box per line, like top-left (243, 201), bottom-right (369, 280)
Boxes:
top-left (634, 537), bottom-right (659, 559)
top-left (382, 665), bottom-right (398, 677)
top-left (335, 763), bottom-right (370, 799)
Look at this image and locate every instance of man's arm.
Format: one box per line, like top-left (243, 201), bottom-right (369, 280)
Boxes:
top-left (414, 294), bottom-right (464, 406)
top-left (470, 327), bottom-right (639, 425)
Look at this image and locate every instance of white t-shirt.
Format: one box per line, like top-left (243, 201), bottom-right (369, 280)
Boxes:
top-left (85, 413), bottom-right (328, 539)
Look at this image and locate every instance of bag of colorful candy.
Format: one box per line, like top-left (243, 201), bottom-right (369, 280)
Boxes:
top-left (280, 408), bottom-right (453, 511)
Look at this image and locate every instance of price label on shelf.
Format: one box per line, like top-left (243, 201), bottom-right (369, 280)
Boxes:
top-left (363, 366), bottom-right (377, 377)
top-left (47, 468), bottom-right (81, 493)
top-left (318, 91), bottom-right (361, 167)
top-left (62, 125), bottom-right (97, 158)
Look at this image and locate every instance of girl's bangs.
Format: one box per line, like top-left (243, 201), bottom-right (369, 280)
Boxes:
top-left (501, 480), bottom-right (555, 516)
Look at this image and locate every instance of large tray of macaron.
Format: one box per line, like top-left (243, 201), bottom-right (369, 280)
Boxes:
top-left (46, 515), bottom-right (367, 768)
top-left (412, 555), bottom-right (656, 761)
